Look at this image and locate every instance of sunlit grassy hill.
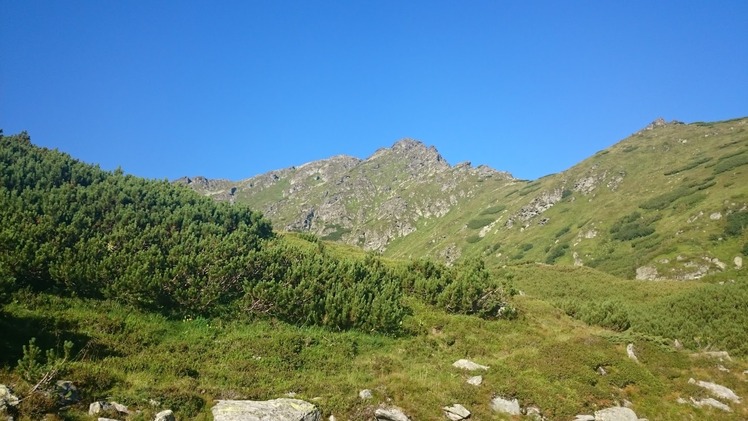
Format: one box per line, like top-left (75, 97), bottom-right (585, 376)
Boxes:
top-left (2, 124), bottom-right (747, 420)
top-left (189, 117), bottom-right (748, 280)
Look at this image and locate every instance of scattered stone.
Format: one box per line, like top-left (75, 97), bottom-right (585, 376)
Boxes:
top-left (442, 403), bottom-right (470, 420)
top-left (688, 378), bottom-right (741, 403)
top-left (211, 398), bottom-right (321, 421)
top-left (466, 375), bottom-right (483, 386)
top-left (56, 380), bottom-right (79, 405)
top-left (573, 416), bottom-right (595, 421)
top-left (89, 401), bottom-right (130, 416)
top-left (155, 409), bottom-right (176, 421)
top-left (710, 212), bottom-right (722, 220)
top-left (718, 365), bottom-right (730, 372)
top-left (676, 397), bottom-right (688, 405)
top-left (452, 359), bottom-right (489, 371)
top-left (594, 406), bottom-right (639, 421)
top-left (674, 339), bottom-right (683, 350)
top-left (735, 256), bottom-right (743, 269)
top-left (359, 389), bottom-right (373, 400)
top-left (689, 397), bottom-right (731, 412)
top-left (374, 405), bottom-right (410, 421)
top-left (98, 418), bottom-right (120, 421)
top-left (597, 366), bottom-right (607, 376)
top-left (329, 416), bottom-right (336, 421)
top-left (285, 392), bottom-right (297, 398)
top-left (626, 343), bottom-right (638, 362)
top-left (489, 396), bottom-right (520, 415)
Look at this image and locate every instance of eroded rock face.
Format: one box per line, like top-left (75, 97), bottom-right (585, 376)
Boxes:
top-left (211, 399), bottom-right (321, 421)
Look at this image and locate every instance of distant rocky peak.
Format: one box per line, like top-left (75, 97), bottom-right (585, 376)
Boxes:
top-left (368, 138), bottom-right (448, 169)
top-left (638, 117), bottom-right (685, 133)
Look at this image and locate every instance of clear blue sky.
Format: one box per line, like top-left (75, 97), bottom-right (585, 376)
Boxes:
top-left (2, 1), bottom-right (747, 181)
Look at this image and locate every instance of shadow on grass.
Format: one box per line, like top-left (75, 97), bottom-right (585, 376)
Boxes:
top-left (0, 310), bottom-right (119, 368)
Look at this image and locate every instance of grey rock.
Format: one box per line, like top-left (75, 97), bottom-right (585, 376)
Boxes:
top-left (359, 389), bottom-right (373, 400)
top-left (466, 375), bottom-right (483, 386)
top-left (0, 384), bottom-right (19, 417)
top-left (443, 403), bottom-right (470, 420)
top-left (98, 418), bottom-right (120, 421)
top-left (489, 396), bottom-right (520, 415)
top-left (55, 380), bottom-right (79, 405)
top-left (673, 339), bottom-right (683, 350)
top-left (594, 406), bottom-right (639, 421)
top-left (573, 416), bottom-right (595, 421)
top-left (374, 406), bottom-right (410, 421)
top-left (694, 351), bottom-right (731, 361)
top-left (154, 409), bottom-right (176, 421)
top-left (688, 378), bottom-right (741, 403)
top-left (89, 401), bottom-right (129, 416)
top-left (626, 343), bottom-right (638, 362)
top-left (525, 406), bottom-right (544, 420)
top-left (211, 399), bottom-right (321, 421)
top-left (689, 397), bottom-right (731, 412)
top-left (735, 256), bottom-right (743, 269)
top-left (452, 359), bottom-right (489, 371)
top-left (596, 366), bottom-right (607, 376)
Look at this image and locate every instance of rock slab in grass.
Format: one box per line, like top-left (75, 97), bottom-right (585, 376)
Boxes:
top-left (374, 406), bottom-right (411, 421)
top-left (689, 397), bottom-right (731, 412)
top-left (452, 359), bottom-right (489, 371)
top-left (359, 389), bottom-right (373, 400)
top-left (443, 403), bottom-right (470, 420)
top-left (688, 378), bottom-right (741, 402)
top-left (594, 406), bottom-right (639, 421)
top-left (211, 398), bottom-right (321, 421)
top-left (490, 396), bottom-right (520, 415)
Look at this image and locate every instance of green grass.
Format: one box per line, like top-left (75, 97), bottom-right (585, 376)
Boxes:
top-left (4, 289), bottom-right (747, 420)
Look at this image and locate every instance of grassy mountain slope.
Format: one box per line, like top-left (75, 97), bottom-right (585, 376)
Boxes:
top-left (190, 117), bottom-right (748, 280)
top-left (2, 129), bottom-right (748, 419)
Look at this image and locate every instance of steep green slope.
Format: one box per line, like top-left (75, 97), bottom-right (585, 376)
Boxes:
top-left (387, 117), bottom-right (748, 279)
top-left (186, 117), bottom-right (747, 280)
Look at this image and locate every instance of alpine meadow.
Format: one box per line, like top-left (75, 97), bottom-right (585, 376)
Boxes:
top-left (1, 117), bottom-right (747, 420)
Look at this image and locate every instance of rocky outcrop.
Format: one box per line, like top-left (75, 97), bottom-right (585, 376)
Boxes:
top-left (180, 139), bottom-right (513, 254)
top-left (211, 399), bottom-right (321, 421)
